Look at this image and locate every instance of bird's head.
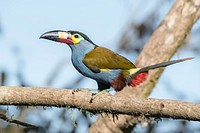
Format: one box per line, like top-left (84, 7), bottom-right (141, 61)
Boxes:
top-left (40, 30), bottom-right (94, 45)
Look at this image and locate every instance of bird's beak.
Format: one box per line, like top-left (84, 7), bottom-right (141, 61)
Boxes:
top-left (40, 30), bottom-right (74, 44)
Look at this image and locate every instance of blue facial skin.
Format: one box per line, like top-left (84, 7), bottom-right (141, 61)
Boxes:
top-left (68, 39), bottom-right (121, 84)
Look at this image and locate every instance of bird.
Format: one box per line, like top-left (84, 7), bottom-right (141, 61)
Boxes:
top-left (40, 30), bottom-right (192, 91)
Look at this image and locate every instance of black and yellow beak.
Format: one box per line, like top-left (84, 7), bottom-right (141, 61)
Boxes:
top-left (40, 30), bottom-right (74, 45)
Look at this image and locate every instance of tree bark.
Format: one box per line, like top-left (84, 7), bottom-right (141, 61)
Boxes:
top-left (0, 86), bottom-right (200, 122)
top-left (89, 0), bottom-right (200, 132)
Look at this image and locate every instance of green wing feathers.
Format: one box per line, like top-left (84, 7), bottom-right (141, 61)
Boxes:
top-left (83, 46), bottom-right (136, 73)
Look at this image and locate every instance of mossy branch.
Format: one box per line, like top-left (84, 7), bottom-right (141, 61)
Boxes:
top-left (0, 86), bottom-right (200, 122)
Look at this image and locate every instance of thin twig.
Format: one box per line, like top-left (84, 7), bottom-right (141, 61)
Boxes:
top-left (0, 113), bottom-right (38, 129)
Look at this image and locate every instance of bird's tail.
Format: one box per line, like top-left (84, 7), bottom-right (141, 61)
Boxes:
top-left (128, 57), bottom-right (193, 87)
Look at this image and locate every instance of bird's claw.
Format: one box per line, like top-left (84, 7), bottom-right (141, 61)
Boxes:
top-left (72, 88), bottom-right (81, 94)
top-left (72, 88), bottom-right (94, 94)
top-left (90, 89), bottom-right (112, 103)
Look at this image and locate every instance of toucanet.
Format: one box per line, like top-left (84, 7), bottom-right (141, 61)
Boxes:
top-left (40, 30), bottom-right (192, 91)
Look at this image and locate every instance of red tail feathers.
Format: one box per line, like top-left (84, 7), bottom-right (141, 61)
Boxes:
top-left (130, 72), bottom-right (148, 87)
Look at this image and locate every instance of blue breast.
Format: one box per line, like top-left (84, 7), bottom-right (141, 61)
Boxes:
top-left (68, 40), bottom-right (121, 83)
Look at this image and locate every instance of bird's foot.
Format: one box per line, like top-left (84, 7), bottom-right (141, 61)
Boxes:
top-left (72, 88), bottom-right (81, 94)
top-left (72, 88), bottom-right (94, 94)
top-left (90, 89), bottom-right (112, 103)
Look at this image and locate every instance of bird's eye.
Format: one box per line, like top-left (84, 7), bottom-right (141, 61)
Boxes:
top-left (74, 34), bottom-right (79, 38)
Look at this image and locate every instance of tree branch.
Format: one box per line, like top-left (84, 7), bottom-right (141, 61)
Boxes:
top-left (0, 113), bottom-right (38, 129)
top-left (0, 86), bottom-right (200, 122)
top-left (89, 0), bottom-right (200, 132)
